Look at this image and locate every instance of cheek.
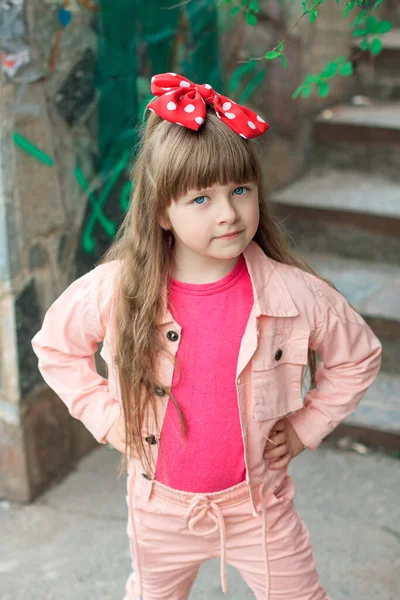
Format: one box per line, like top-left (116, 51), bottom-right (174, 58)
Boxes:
top-left (171, 212), bottom-right (207, 241)
top-left (243, 199), bottom-right (259, 226)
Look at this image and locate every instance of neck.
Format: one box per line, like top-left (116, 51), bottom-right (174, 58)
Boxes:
top-left (170, 249), bottom-right (240, 284)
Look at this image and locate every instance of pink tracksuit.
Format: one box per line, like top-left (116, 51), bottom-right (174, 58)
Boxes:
top-left (31, 241), bottom-right (382, 599)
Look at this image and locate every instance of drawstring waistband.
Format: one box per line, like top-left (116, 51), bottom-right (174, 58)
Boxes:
top-left (128, 475), bottom-right (271, 599)
top-left (185, 484), bottom-right (270, 598)
top-left (184, 494), bottom-right (228, 593)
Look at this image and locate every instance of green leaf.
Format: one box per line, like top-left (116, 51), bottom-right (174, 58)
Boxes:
top-left (224, 0), bottom-right (231, 3)
top-left (280, 54), bottom-right (287, 69)
top-left (265, 50), bottom-right (279, 59)
top-left (360, 38), bottom-right (369, 50)
top-left (351, 9), bottom-right (368, 28)
top-left (366, 15), bottom-right (379, 33)
top-left (321, 62), bottom-right (338, 78)
top-left (318, 81), bottom-right (330, 97)
top-left (340, 61), bottom-right (353, 76)
top-left (292, 85), bottom-right (304, 100)
top-left (310, 9), bottom-right (318, 22)
top-left (370, 37), bottom-right (382, 55)
top-left (230, 6), bottom-right (241, 16)
top-left (245, 10), bottom-right (258, 26)
top-left (248, 1), bottom-right (259, 12)
top-left (344, 2), bottom-right (355, 17)
top-left (305, 73), bottom-right (319, 84)
top-left (377, 21), bottom-right (392, 35)
top-left (351, 27), bottom-right (368, 38)
top-left (301, 85), bottom-right (312, 98)
top-left (277, 40), bottom-right (285, 52)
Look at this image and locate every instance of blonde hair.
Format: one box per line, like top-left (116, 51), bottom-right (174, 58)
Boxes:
top-left (102, 107), bottom-right (328, 473)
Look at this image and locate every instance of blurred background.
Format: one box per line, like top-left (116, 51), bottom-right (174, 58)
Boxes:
top-left (0, 1), bottom-right (399, 598)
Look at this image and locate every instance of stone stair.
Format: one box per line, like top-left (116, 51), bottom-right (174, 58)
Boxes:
top-left (271, 33), bottom-right (400, 451)
top-left (300, 253), bottom-right (400, 450)
top-left (351, 28), bottom-right (400, 101)
top-left (313, 102), bottom-right (400, 181)
top-left (273, 168), bottom-right (400, 265)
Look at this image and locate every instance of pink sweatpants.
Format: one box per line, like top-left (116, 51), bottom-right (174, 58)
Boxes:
top-left (124, 474), bottom-right (329, 600)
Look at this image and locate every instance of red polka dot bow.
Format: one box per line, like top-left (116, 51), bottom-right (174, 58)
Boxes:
top-left (147, 72), bottom-right (270, 140)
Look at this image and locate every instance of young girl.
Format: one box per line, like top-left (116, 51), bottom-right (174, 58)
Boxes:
top-left (32, 72), bottom-right (382, 600)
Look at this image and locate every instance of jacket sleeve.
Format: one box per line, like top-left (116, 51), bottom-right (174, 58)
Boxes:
top-left (286, 276), bottom-right (382, 450)
top-left (31, 264), bottom-right (121, 443)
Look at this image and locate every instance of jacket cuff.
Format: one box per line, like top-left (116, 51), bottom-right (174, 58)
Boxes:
top-left (89, 400), bottom-right (121, 444)
top-left (286, 406), bottom-right (334, 451)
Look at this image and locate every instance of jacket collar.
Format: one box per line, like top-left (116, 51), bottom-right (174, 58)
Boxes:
top-left (158, 241), bottom-right (299, 325)
top-left (243, 241), bottom-right (299, 318)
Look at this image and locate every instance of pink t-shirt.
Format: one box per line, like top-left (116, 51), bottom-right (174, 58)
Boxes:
top-left (154, 255), bottom-right (254, 492)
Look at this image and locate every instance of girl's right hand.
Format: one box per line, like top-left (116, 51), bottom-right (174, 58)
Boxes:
top-left (105, 412), bottom-right (126, 454)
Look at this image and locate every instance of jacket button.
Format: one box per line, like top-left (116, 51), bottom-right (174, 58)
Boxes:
top-left (275, 349), bottom-right (283, 361)
top-left (167, 330), bottom-right (179, 342)
top-left (145, 435), bottom-right (157, 445)
top-left (155, 386), bottom-right (166, 397)
top-left (142, 472), bottom-right (152, 480)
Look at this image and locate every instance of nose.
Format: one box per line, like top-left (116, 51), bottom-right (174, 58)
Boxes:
top-left (216, 196), bottom-right (238, 225)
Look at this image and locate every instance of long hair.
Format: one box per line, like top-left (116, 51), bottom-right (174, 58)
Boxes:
top-left (102, 107), bottom-right (331, 473)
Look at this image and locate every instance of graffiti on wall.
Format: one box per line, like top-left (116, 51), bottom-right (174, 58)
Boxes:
top-left (74, 0), bottom-right (224, 274)
top-left (10, 0), bottom-right (266, 274)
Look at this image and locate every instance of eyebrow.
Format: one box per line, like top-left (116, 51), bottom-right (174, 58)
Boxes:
top-left (185, 182), bottom-right (254, 197)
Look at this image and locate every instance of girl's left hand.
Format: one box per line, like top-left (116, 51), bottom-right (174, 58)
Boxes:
top-left (264, 418), bottom-right (305, 470)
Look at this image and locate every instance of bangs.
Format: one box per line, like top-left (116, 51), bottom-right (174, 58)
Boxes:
top-left (152, 108), bottom-right (260, 204)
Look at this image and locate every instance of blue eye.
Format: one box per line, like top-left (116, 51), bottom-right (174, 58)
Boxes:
top-left (233, 187), bottom-right (248, 195)
top-left (193, 196), bottom-right (208, 205)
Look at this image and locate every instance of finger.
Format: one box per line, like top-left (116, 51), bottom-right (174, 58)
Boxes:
top-left (265, 443), bottom-right (288, 460)
top-left (268, 453), bottom-right (291, 469)
top-left (273, 419), bottom-right (286, 432)
top-left (265, 432), bottom-right (286, 447)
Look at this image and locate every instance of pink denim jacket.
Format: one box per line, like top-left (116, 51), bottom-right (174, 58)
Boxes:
top-left (31, 241), bottom-right (382, 515)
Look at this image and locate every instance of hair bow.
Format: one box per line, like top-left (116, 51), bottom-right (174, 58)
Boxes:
top-left (147, 72), bottom-right (269, 140)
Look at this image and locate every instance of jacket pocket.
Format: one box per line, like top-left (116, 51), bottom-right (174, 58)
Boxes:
top-left (251, 328), bottom-right (309, 421)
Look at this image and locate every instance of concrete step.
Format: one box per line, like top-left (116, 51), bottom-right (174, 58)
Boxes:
top-left (350, 28), bottom-right (400, 101)
top-left (313, 102), bottom-right (400, 180)
top-left (272, 168), bottom-right (400, 266)
top-left (350, 76), bottom-right (400, 103)
top-left (315, 102), bottom-right (400, 142)
top-left (328, 372), bottom-right (400, 452)
top-left (300, 252), bottom-right (400, 373)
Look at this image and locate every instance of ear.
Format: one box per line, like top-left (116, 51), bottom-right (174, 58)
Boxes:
top-left (159, 215), bottom-right (170, 231)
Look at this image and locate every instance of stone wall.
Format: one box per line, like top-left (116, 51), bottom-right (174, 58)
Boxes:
top-left (0, 1), bottom-right (98, 502)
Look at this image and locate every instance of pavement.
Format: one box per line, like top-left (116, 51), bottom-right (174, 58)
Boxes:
top-left (1, 441), bottom-right (399, 600)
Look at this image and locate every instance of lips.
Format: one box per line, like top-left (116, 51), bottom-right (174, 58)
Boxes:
top-left (217, 230), bottom-right (242, 238)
